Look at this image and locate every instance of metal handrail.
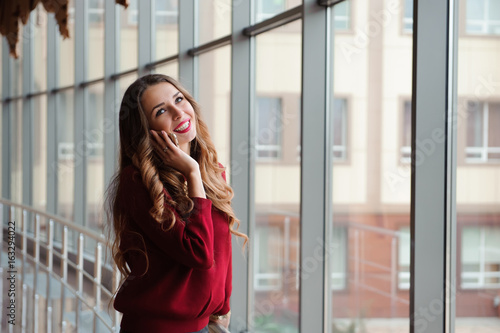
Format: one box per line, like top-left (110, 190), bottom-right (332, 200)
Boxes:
top-left (0, 198), bottom-right (121, 333)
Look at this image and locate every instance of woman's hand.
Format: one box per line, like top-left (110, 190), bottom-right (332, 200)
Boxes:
top-left (150, 130), bottom-right (206, 198)
top-left (209, 311), bottom-right (231, 330)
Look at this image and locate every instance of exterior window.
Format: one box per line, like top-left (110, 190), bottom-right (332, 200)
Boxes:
top-left (88, 0), bottom-right (104, 25)
top-left (127, 0), bottom-right (177, 26)
top-left (465, 101), bottom-right (500, 163)
top-left (256, 97), bottom-right (283, 160)
top-left (466, 0), bottom-right (500, 35)
top-left (461, 226), bottom-right (500, 289)
top-left (155, 0), bottom-right (178, 25)
top-left (254, 225), bottom-right (283, 291)
top-left (333, 1), bottom-right (351, 31)
top-left (398, 227), bottom-right (410, 289)
top-left (401, 100), bottom-right (412, 163)
top-left (333, 98), bottom-right (348, 161)
top-left (403, 0), bottom-right (413, 33)
top-left (331, 226), bottom-right (347, 290)
top-left (256, 0), bottom-right (286, 22)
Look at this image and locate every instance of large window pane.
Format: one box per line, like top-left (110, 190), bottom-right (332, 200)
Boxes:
top-left (456, 0), bottom-right (500, 329)
top-left (152, 60), bottom-right (178, 79)
top-left (12, 101), bottom-right (23, 203)
top-left (119, 0), bottom-right (138, 71)
top-left (330, 0), bottom-right (412, 330)
top-left (255, 0), bottom-right (302, 24)
top-left (57, 90), bottom-right (74, 220)
top-left (155, 0), bottom-right (179, 59)
top-left (34, 95), bottom-right (47, 212)
top-left (198, 0), bottom-right (231, 45)
top-left (87, 82), bottom-right (104, 231)
top-left (34, 4), bottom-right (48, 92)
top-left (197, 46), bottom-right (231, 178)
top-left (59, 0), bottom-right (75, 87)
top-left (465, 0), bottom-right (500, 35)
top-left (88, 0), bottom-right (105, 80)
top-left (12, 25), bottom-right (23, 97)
top-left (253, 20), bottom-right (302, 332)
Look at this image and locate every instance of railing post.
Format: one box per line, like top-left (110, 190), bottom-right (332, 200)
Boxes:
top-left (60, 226), bottom-right (68, 332)
top-left (46, 220), bottom-right (54, 333)
top-left (33, 214), bottom-right (40, 333)
top-left (76, 233), bottom-right (84, 332)
top-left (93, 242), bottom-right (102, 332)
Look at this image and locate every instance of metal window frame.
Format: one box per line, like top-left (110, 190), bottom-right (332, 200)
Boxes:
top-left (74, 0), bottom-right (89, 226)
top-left (229, 0), bottom-right (254, 331)
top-left (410, 1), bottom-right (458, 332)
top-left (300, 1), bottom-right (331, 332)
top-left (1, 39), bottom-right (12, 211)
top-left (46, 13), bottom-right (59, 215)
top-left (0, 1), bottom-right (467, 332)
top-left (22, 11), bottom-right (35, 208)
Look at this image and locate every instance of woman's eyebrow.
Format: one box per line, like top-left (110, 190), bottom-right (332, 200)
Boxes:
top-left (150, 91), bottom-right (181, 115)
top-left (150, 102), bottom-right (165, 115)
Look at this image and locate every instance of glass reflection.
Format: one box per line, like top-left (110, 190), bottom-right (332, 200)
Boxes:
top-left (330, 0), bottom-right (411, 331)
top-left (253, 20), bottom-right (302, 333)
top-left (197, 46), bottom-right (231, 178)
top-left (87, 82), bottom-right (105, 231)
top-left (456, 0), bottom-right (500, 330)
top-left (57, 90), bottom-right (75, 221)
top-left (198, 0), bottom-right (231, 45)
top-left (59, 0), bottom-right (75, 87)
top-left (88, 0), bottom-right (105, 80)
top-left (155, 0), bottom-right (179, 59)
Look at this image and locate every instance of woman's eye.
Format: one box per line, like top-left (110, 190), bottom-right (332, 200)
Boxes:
top-left (175, 96), bottom-right (183, 103)
top-left (155, 108), bottom-right (166, 117)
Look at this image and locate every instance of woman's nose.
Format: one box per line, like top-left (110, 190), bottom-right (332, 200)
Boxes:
top-left (171, 106), bottom-right (183, 119)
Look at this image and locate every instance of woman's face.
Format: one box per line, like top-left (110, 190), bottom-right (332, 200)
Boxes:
top-left (141, 82), bottom-right (197, 152)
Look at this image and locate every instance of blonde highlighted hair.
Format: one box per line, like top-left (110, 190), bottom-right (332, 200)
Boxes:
top-left (106, 74), bottom-right (247, 278)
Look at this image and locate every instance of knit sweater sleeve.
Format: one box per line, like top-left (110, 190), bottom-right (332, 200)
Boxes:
top-left (119, 166), bottom-right (214, 269)
top-left (216, 166), bottom-right (232, 315)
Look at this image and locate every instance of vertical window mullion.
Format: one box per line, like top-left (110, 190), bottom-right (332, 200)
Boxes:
top-left (47, 12), bottom-right (59, 215)
top-left (179, 0), bottom-right (196, 93)
top-left (411, 0), bottom-right (458, 332)
top-left (138, 0), bottom-right (153, 76)
top-left (104, 0), bottom-right (120, 192)
top-left (74, 0), bottom-right (88, 226)
top-left (22, 11), bottom-right (35, 208)
top-left (230, 0), bottom-right (253, 331)
top-left (1, 40), bottom-right (12, 208)
top-left (300, 0), bottom-right (329, 332)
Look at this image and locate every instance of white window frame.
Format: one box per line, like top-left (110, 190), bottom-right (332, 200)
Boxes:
top-left (254, 225), bottom-right (283, 291)
top-left (255, 97), bottom-right (283, 161)
top-left (461, 226), bottom-right (500, 289)
top-left (465, 101), bottom-right (500, 163)
top-left (333, 98), bottom-right (348, 161)
top-left (403, 0), bottom-right (414, 33)
top-left (401, 100), bottom-right (412, 164)
top-left (465, 0), bottom-right (500, 35)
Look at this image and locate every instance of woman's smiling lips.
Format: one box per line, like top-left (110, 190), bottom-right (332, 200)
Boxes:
top-left (174, 119), bottom-right (191, 133)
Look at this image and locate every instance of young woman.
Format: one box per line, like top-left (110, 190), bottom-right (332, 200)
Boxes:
top-left (106, 74), bottom-right (246, 333)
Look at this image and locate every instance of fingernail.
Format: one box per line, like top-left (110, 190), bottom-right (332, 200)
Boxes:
top-left (162, 130), bottom-right (166, 135)
top-left (150, 130), bottom-right (153, 134)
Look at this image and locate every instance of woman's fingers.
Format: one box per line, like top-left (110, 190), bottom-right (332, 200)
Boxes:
top-left (150, 130), bottom-right (174, 153)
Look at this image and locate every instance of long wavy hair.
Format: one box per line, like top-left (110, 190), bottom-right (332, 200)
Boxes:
top-left (106, 74), bottom-right (247, 279)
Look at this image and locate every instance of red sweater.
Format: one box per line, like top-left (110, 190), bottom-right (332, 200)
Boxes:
top-left (114, 165), bottom-right (232, 333)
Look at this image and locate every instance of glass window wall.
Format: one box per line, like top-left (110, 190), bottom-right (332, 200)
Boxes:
top-left (330, 0), bottom-right (412, 331)
top-left (456, 0), bottom-right (500, 328)
top-left (253, 19), bottom-right (302, 332)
